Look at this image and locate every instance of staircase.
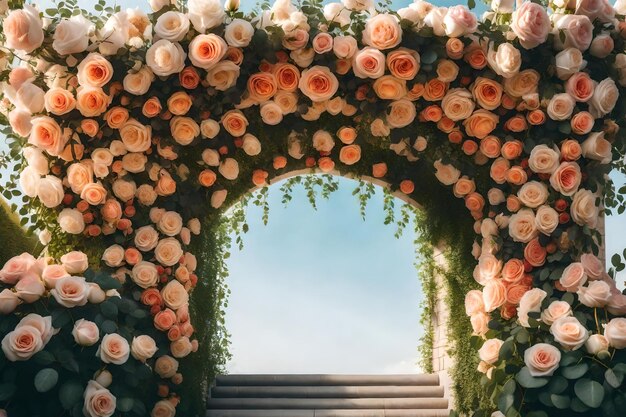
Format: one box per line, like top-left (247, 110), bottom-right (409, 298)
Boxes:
top-left (206, 374), bottom-right (449, 417)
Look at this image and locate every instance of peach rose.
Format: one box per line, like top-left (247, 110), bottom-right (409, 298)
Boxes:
top-left (479, 338), bottom-right (503, 365)
top-left (167, 91), bottom-right (193, 116)
top-left (605, 318), bottom-right (626, 349)
top-left (339, 145), bottom-right (362, 165)
top-left (528, 145), bottom-right (559, 174)
top-left (453, 177), bottom-right (476, 198)
top-left (560, 262), bottom-right (587, 292)
top-left (437, 60), bottom-right (459, 83)
top-left (81, 182), bottom-right (108, 206)
top-left (386, 48), bottom-right (419, 81)
top-left (123, 66), bottom-right (155, 96)
top-left (247, 72), bottom-right (278, 102)
top-left (463, 110), bottom-right (499, 139)
top-left (98, 333), bottom-right (130, 364)
top-left (503, 69), bottom-right (539, 98)
top-left (508, 209), bottom-right (537, 243)
top-left (152, 400), bottom-right (176, 417)
top-left (170, 117), bottom-right (200, 146)
top-left (312, 32), bottom-right (333, 54)
top-left (131, 262), bottom-right (159, 289)
top-left (146, 39), bottom-right (186, 77)
top-left (581, 131), bottom-right (611, 164)
top-left (155, 238), bottom-right (184, 267)
top-left (585, 334), bottom-right (609, 355)
top-left (580, 253), bottom-right (604, 280)
top-left (550, 162), bottom-right (581, 196)
top-left (272, 63), bottom-right (300, 92)
top-left (372, 76), bottom-right (407, 100)
top-left (433, 160), bottom-right (460, 185)
top-left (524, 238), bottom-right (547, 267)
top-left (386, 99), bottom-right (416, 128)
top-left (541, 300), bottom-right (572, 325)
top-left (589, 78), bottom-right (619, 118)
top-left (353, 47), bottom-right (386, 79)
top-left (206, 61), bottom-right (240, 91)
top-left (517, 181), bottom-right (548, 208)
top-left (471, 77), bottom-right (503, 110)
top-left (131, 335), bottom-right (157, 362)
top-left (29, 117), bottom-right (65, 157)
top-left (490, 158), bottom-right (510, 184)
top-left (440, 88), bottom-right (474, 121)
top-left (465, 290), bottom-right (485, 315)
top-left (535, 205), bottom-right (559, 235)
top-left (524, 343), bottom-right (561, 376)
top-left (478, 136), bottom-right (501, 159)
top-left (44, 88), bottom-right (76, 116)
top-left (299, 66), bottom-right (339, 102)
top-left (570, 188), bottom-right (598, 228)
top-left (553, 14), bottom-right (593, 51)
top-left (501, 258), bottom-right (525, 284)
top-left (4, 5), bottom-right (44, 53)
top-left (155, 355), bottom-right (179, 378)
top-left (471, 312), bottom-right (490, 336)
top-left (577, 280), bottom-right (611, 307)
top-left (423, 78), bottom-right (448, 102)
top-left (77, 53), bottom-right (113, 88)
top-left (500, 140), bottom-right (523, 160)
top-left (560, 139), bottom-right (582, 161)
top-left (482, 279), bottom-right (506, 312)
top-left (221, 110), bottom-right (248, 137)
top-left (566, 72), bottom-right (594, 102)
top-left (363, 13), bottom-right (401, 50)
top-left (551, 316), bottom-right (589, 351)
top-left (101, 199), bottom-right (122, 223)
top-left (547, 93), bottom-right (575, 121)
top-left (50, 276), bottom-right (90, 307)
top-left (518, 288), bottom-right (547, 327)
top-left (76, 86), bottom-right (111, 117)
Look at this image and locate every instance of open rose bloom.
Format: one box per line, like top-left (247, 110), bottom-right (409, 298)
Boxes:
top-left (0, 0), bottom-right (625, 416)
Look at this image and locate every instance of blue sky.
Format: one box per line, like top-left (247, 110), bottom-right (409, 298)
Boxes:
top-left (0, 0), bottom-right (624, 374)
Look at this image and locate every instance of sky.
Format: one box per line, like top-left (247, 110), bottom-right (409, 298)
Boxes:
top-left (0, 0), bottom-right (624, 375)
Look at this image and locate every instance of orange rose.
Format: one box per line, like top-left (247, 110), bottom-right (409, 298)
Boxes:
top-left (446, 38), bottom-right (464, 59)
top-left (421, 105), bottom-right (443, 122)
top-left (462, 140), bottom-right (478, 155)
top-left (502, 259), bottom-right (525, 284)
top-left (44, 88), bottom-right (76, 116)
top-left (423, 78), bottom-right (448, 101)
top-left (506, 166), bottom-right (527, 185)
top-left (179, 67), bottom-right (200, 89)
top-left (480, 135), bottom-right (502, 159)
top-left (570, 111), bottom-right (594, 135)
top-left (318, 157), bottom-right (335, 173)
top-left (273, 156), bottom-right (287, 169)
top-left (105, 107), bottom-right (129, 129)
top-left (335, 59), bottom-right (352, 75)
top-left (225, 47), bottom-right (244, 65)
top-left (221, 110), bottom-right (248, 137)
top-left (465, 192), bottom-right (485, 213)
top-left (524, 238), bottom-right (547, 267)
top-left (399, 180), bottom-right (415, 194)
top-left (464, 44), bottom-right (487, 69)
top-left (81, 119), bottom-right (100, 137)
top-left (506, 284), bottom-right (530, 305)
top-left (501, 140), bottom-right (523, 160)
top-left (527, 109), bottom-right (546, 125)
top-left (504, 115), bottom-right (528, 132)
top-left (337, 127), bottom-right (357, 144)
top-left (507, 195), bottom-right (521, 212)
top-left (167, 91), bottom-right (193, 116)
top-left (76, 86), bottom-right (111, 117)
top-left (198, 170), bottom-right (216, 187)
top-left (373, 75), bottom-right (407, 100)
top-left (490, 157), bottom-right (510, 184)
top-left (252, 169), bottom-right (268, 186)
top-left (247, 72), bottom-right (278, 102)
top-left (437, 117), bottom-right (456, 133)
top-left (472, 77), bottom-right (503, 110)
top-left (372, 162), bottom-right (387, 178)
top-left (273, 63), bottom-right (300, 92)
top-left (339, 145), bottom-right (362, 165)
top-left (561, 139), bottom-right (582, 161)
top-left (77, 53), bottom-right (113, 88)
top-left (143, 97), bottom-right (162, 118)
top-left (463, 110), bottom-right (499, 139)
top-left (299, 66), bottom-right (339, 102)
top-left (386, 48), bottom-right (420, 80)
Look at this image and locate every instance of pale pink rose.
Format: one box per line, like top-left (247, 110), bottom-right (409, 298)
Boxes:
top-left (4, 5), bottom-right (44, 53)
top-left (155, 355), bottom-right (179, 378)
top-left (443, 5), bottom-right (477, 37)
top-left (541, 300), bottom-right (572, 325)
top-left (51, 276), bottom-right (90, 307)
top-left (97, 333), bottom-right (130, 365)
top-left (580, 253), bottom-right (604, 280)
top-left (576, 0), bottom-right (605, 20)
top-left (131, 262), bottom-right (159, 289)
top-left (589, 78), bottom-right (619, 118)
top-left (1, 325), bottom-right (44, 361)
top-left (151, 400), bottom-right (176, 417)
top-left (353, 47), bottom-right (386, 79)
top-left (299, 66), bottom-right (339, 102)
top-left (478, 254), bottom-right (503, 282)
top-left (560, 262), bottom-right (588, 292)
top-left (555, 48), bottom-right (585, 80)
top-left (88, 284), bottom-right (106, 304)
top-left (161, 280), bottom-right (189, 310)
top-left (570, 189), bottom-right (598, 227)
top-left (589, 33), bottom-right (614, 58)
top-left (134, 226), bottom-right (159, 252)
top-left (478, 338), bottom-right (504, 365)
top-left (518, 288), bottom-right (547, 327)
top-left (16, 314), bottom-right (54, 345)
top-left (155, 238), bottom-right (184, 267)
top-left (72, 319), bottom-right (100, 346)
top-left (546, 93), bottom-right (575, 121)
top-left (607, 292), bottom-right (626, 316)
top-left (550, 162), bottom-right (581, 196)
top-left (333, 35), bottom-right (358, 59)
top-left (511, 2), bottom-right (550, 49)
top-left (9, 109), bottom-right (32, 138)
top-left (524, 343), bottom-right (561, 376)
top-left (551, 316), bottom-right (589, 350)
top-left (15, 273), bottom-right (45, 303)
top-left (36, 175), bottom-right (64, 208)
top-left (581, 131), bottom-right (612, 164)
top-left (483, 279), bottom-right (506, 312)
top-left (363, 13), bottom-right (402, 50)
top-left (553, 15), bottom-right (593, 51)
top-left (83, 380), bottom-right (116, 417)
top-left (41, 264), bottom-right (70, 288)
top-left (535, 205), bottom-right (559, 235)
top-left (508, 209), bottom-right (537, 243)
top-left (465, 290), bottom-right (485, 315)
top-left (577, 280), bottom-right (611, 307)
top-left (470, 312), bottom-right (490, 336)
top-left (605, 318), bottom-right (626, 349)
top-left (585, 334), bottom-right (609, 355)
top-left (0, 289), bottom-right (22, 314)
top-left (14, 82), bottom-right (43, 114)
top-left (0, 253), bottom-right (36, 285)
top-left (61, 251), bottom-right (89, 274)
top-left (517, 181), bottom-right (548, 208)
top-left (131, 335), bottom-right (157, 362)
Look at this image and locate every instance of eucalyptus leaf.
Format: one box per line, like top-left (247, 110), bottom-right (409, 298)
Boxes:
top-left (34, 368), bottom-right (58, 393)
top-left (574, 378), bottom-right (604, 408)
top-left (516, 367), bottom-right (548, 389)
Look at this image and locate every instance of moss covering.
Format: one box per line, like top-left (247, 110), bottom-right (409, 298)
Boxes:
top-left (0, 197), bottom-right (39, 264)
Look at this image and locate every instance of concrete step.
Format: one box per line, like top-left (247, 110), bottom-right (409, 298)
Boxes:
top-left (214, 374), bottom-right (440, 387)
top-left (206, 398), bottom-right (449, 410)
top-left (211, 385), bottom-right (445, 399)
top-left (206, 409), bottom-right (450, 417)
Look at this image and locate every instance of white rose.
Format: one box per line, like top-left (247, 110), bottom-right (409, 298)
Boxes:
top-left (577, 280), bottom-right (611, 307)
top-left (187, 0), bottom-right (225, 33)
top-left (146, 40), bottom-right (186, 77)
top-left (35, 175), bottom-right (64, 208)
top-left (155, 12), bottom-right (190, 42)
top-left (53, 15), bottom-right (94, 55)
top-left (58, 208), bottom-right (86, 235)
top-left (423, 7), bottom-right (448, 36)
top-left (581, 131), bottom-right (612, 164)
top-left (224, 18), bottom-right (254, 47)
top-left (324, 3), bottom-right (351, 27)
top-left (491, 0), bottom-right (514, 13)
top-left (555, 48), bottom-right (586, 80)
top-left (242, 134), bottom-right (262, 156)
top-left (19, 166), bottom-right (40, 197)
top-left (23, 147), bottom-right (49, 176)
top-left (98, 11), bottom-right (130, 56)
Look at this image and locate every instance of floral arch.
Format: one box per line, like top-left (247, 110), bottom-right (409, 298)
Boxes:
top-left (1, 0), bottom-right (626, 416)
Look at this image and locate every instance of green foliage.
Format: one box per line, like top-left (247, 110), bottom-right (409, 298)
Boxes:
top-left (0, 197), bottom-right (39, 264)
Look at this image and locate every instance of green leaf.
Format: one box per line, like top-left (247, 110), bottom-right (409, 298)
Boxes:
top-left (550, 394), bottom-right (570, 409)
top-left (561, 363), bottom-right (589, 380)
top-left (34, 368), bottom-right (58, 393)
top-left (33, 350), bottom-right (55, 365)
top-left (59, 381), bottom-right (83, 410)
top-left (516, 367), bottom-right (549, 389)
top-left (605, 368), bottom-right (624, 389)
top-left (57, 350), bottom-right (80, 373)
top-left (0, 383), bottom-right (16, 401)
top-left (100, 300), bottom-right (118, 319)
top-left (574, 378), bottom-right (604, 408)
top-left (117, 398), bottom-right (134, 412)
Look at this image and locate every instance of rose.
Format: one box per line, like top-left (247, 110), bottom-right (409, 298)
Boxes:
top-left (1, 325), bottom-right (44, 361)
top-left (72, 319), bottom-right (100, 346)
top-left (386, 48), bottom-right (419, 81)
top-left (123, 67), bottom-right (155, 96)
top-left (440, 89), bottom-right (475, 121)
top-left (44, 88), bottom-right (76, 116)
top-left (81, 182), bottom-right (107, 206)
top-left (581, 131), bottom-right (612, 164)
top-left (561, 138), bottom-right (583, 161)
top-left (154, 238), bottom-right (184, 267)
top-left (504, 69), bottom-right (539, 98)
top-left (161, 280), bottom-right (189, 310)
top-left (76, 86), bottom-right (110, 117)
top-left (134, 226), bottom-right (159, 252)
top-left (58, 209), bottom-right (86, 235)
top-left (550, 162), bottom-right (581, 196)
top-left (122, 153), bottom-right (148, 173)
top-left (339, 145), bottom-right (362, 165)
top-left (101, 245), bottom-right (124, 268)
top-left (589, 33), bottom-right (614, 58)
top-left (217, 158), bottom-right (238, 181)
top-left (166, 91), bottom-right (192, 116)
top-left (524, 238), bottom-right (547, 267)
top-left (35, 175), bottom-right (64, 208)
top-left (553, 15), bottom-right (593, 51)
top-left (517, 181), bottom-right (548, 208)
top-left (535, 205), bottom-right (559, 235)
top-left (298, 66), bottom-right (339, 102)
top-left (200, 119), bottom-right (220, 140)
top-left (188, 34), bottom-right (227, 70)
top-left (555, 48), bottom-right (585, 80)
top-left (4, 5), bottom-right (44, 53)
top-left (386, 99), bottom-right (416, 128)
top-left (454, 177), bottom-right (476, 198)
top-left (146, 40), bottom-right (186, 77)
top-left (518, 288), bottom-right (547, 327)
top-left (29, 117), bottom-right (65, 156)
top-left (14, 274), bottom-right (44, 303)
top-left (478, 254), bottom-right (502, 282)
top-left (589, 78), bottom-right (619, 118)
top-left (605, 318), bottom-right (626, 349)
top-left (541, 300), bottom-right (572, 325)
top-left (152, 400), bottom-right (176, 417)
top-left (120, 119), bottom-right (152, 153)
top-left (372, 76), bottom-right (407, 100)
top-left (154, 309), bottom-right (177, 331)
top-left (443, 5), bottom-right (477, 37)
top-left (571, 189), bottom-right (598, 227)
top-left (436, 60), bottom-right (459, 83)
top-left (472, 77), bottom-right (503, 110)
top-left (508, 210), bottom-right (537, 243)
top-left (131, 335), bottom-right (157, 362)
top-left (482, 279), bottom-right (506, 312)
top-left (463, 110), bottom-right (498, 139)
top-left (524, 343), bottom-right (561, 376)
top-left (171, 336), bottom-right (193, 357)
top-left (471, 312), bottom-right (490, 336)
top-left (97, 333), bottom-right (130, 365)
top-left (9, 110), bottom-right (32, 138)
top-left (433, 160), bottom-right (460, 185)
top-left (0, 289), bottom-right (22, 314)
top-left (511, 2), bottom-right (550, 49)
top-left (131, 262), bottom-right (159, 289)
top-left (112, 179), bottom-right (136, 202)
top-left (221, 110), bottom-right (248, 137)
top-left (157, 212), bottom-right (183, 237)
top-left (353, 47), bottom-right (386, 79)
top-left (465, 290), bottom-right (485, 315)
top-left (547, 93), bottom-right (575, 121)
top-left (155, 12), bottom-right (190, 42)
top-left (479, 338), bottom-right (503, 365)
top-left (211, 190), bottom-right (227, 209)
top-left (577, 281), bottom-right (611, 307)
top-left (580, 253), bottom-right (604, 280)
top-left (560, 262), bottom-right (587, 292)
top-left (487, 42), bottom-right (521, 79)
top-left (51, 276), bottom-right (90, 307)
top-left (362, 13), bottom-right (401, 50)
top-left (566, 72), bottom-right (594, 102)
top-left (551, 316), bottom-right (589, 350)
top-left (500, 259), bottom-right (524, 284)
top-left (187, 0), bottom-right (224, 32)
top-left (77, 53), bottom-right (113, 88)
top-left (206, 61), bottom-right (240, 91)
top-left (259, 101), bottom-right (283, 125)
top-left (170, 117), bottom-right (200, 146)
top-left (155, 355), bottom-right (179, 378)
top-left (585, 334), bottom-right (609, 355)
top-left (83, 380), bottom-right (116, 417)
top-left (65, 161), bottom-right (92, 192)
top-left (312, 32), bottom-right (333, 55)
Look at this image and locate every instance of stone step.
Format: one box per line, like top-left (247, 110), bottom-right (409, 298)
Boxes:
top-left (206, 409), bottom-right (450, 417)
top-left (206, 398), bottom-right (449, 410)
top-left (211, 385), bottom-right (445, 399)
top-left (214, 374), bottom-right (440, 387)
